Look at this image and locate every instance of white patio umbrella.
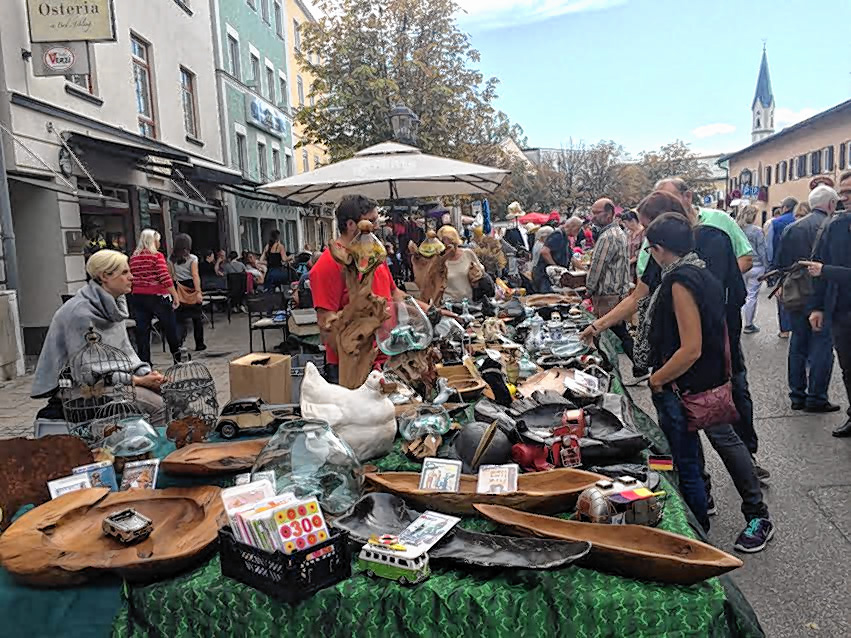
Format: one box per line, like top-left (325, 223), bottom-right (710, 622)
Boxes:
top-left (260, 141), bottom-right (509, 204)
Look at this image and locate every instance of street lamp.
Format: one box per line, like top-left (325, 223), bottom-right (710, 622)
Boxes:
top-left (389, 104), bottom-right (419, 146)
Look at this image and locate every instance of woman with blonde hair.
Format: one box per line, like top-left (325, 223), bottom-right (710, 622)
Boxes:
top-left (32, 250), bottom-right (167, 424)
top-left (437, 225), bottom-right (487, 302)
top-left (794, 202), bottom-right (811, 219)
top-left (737, 205), bottom-right (768, 333)
top-left (129, 229), bottom-right (181, 364)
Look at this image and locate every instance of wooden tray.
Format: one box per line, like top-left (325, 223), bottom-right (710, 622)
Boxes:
top-left (161, 438), bottom-right (270, 476)
top-left (474, 504), bottom-right (743, 585)
top-left (522, 293), bottom-right (582, 308)
top-left (365, 467), bottom-right (605, 515)
top-left (0, 486), bottom-right (224, 586)
top-left (436, 365), bottom-right (490, 401)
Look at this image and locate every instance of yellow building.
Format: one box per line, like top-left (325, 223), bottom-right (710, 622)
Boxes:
top-left (286, 0), bottom-right (328, 175)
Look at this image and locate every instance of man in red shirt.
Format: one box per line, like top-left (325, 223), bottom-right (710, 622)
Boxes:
top-left (311, 195), bottom-right (432, 383)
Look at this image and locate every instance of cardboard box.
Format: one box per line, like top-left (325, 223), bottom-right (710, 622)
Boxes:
top-left (230, 353), bottom-right (292, 404)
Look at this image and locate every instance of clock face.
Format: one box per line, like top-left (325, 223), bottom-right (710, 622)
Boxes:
top-left (58, 146), bottom-right (74, 178)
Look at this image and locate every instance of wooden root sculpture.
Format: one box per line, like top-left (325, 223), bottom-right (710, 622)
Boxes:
top-left (408, 237), bottom-right (451, 306)
top-left (327, 223), bottom-right (389, 389)
top-left (385, 346), bottom-right (442, 397)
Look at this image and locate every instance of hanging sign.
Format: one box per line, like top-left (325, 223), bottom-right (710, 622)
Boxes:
top-left (32, 42), bottom-right (90, 76)
top-left (27, 0), bottom-right (117, 43)
top-left (244, 94), bottom-right (289, 138)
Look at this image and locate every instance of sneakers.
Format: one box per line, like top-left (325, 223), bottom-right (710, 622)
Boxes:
top-left (734, 518), bottom-right (775, 553)
top-left (706, 494), bottom-right (718, 516)
top-left (743, 325), bottom-right (760, 334)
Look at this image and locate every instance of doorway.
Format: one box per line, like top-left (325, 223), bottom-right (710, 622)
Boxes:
top-left (178, 220), bottom-right (220, 256)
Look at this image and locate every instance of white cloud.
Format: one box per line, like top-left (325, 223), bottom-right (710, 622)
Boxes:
top-left (457, 0), bottom-right (627, 29)
top-left (775, 107), bottom-right (819, 129)
top-left (691, 123), bottom-right (736, 139)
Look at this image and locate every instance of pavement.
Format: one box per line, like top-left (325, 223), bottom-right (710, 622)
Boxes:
top-left (2, 290), bottom-right (850, 636)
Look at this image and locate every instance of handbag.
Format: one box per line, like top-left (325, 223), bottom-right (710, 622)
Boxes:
top-left (674, 327), bottom-right (739, 432)
top-left (779, 266), bottom-right (813, 313)
top-left (175, 281), bottom-right (202, 306)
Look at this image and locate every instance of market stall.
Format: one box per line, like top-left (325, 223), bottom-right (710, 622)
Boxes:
top-left (0, 222), bottom-right (764, 638)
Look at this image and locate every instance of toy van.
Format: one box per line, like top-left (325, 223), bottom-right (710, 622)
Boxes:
top-left (357, 545), bottom-right (430, 585)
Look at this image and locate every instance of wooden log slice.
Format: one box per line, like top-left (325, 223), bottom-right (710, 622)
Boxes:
top-left (0, 486), bottom-right (223, 586)
top-left (160, 438), bottom-right (270, 476)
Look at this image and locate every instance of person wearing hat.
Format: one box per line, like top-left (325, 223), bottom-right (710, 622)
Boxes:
top-left (503, 201), bottom-right (530, 252)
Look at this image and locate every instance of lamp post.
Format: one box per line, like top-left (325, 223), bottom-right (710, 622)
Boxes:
top-left (389, 104), bottom-right (419, 146)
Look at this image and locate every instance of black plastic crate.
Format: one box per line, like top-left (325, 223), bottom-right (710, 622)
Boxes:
top-left (219, 525), bottom-right (351, 603)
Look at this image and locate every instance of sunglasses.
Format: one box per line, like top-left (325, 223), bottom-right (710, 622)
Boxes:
top-left (643, 243), bottom-right (659, 254)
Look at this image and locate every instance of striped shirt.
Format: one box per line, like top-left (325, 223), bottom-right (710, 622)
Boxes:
top-left (130, 251), bottom-right (173, 296)
top-left (586, 222), bottom-right (631, 298)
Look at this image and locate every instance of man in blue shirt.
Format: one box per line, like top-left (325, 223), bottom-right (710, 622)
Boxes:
top-left (767, 196), bottom-right (799, 337)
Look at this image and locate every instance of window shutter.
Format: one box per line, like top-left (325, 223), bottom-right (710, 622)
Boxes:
top-left (840, 144), bottom-right (847, 170)
top-left (828, 146), bottom-right (835, 171)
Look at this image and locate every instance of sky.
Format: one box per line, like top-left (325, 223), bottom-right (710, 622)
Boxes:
top-left (454, 0), bottom-right (851, 157)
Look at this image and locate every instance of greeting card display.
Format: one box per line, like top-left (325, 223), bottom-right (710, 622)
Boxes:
top-left (72, 461), bottom-right (118, 492)
top-left (47, 474), bottom-right (92, 499)
top-left (476, 464), bottom-right (519, 494)
top-left (120, 459), bottom-right (159, 490)
top-left (418, 458), bottom-right (461, 492)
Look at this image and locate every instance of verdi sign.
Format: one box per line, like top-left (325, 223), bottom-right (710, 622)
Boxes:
top-left (27, 0), bottom-right (116, 43)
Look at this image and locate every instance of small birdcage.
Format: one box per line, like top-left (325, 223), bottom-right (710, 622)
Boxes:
top-left (60, 327), bottom-right (138, 427)
top-left (161, 348), bottom-right (218, 447)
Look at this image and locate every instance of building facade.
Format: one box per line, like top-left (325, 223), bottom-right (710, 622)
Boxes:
top-left (722, 99), bottom-right (851, 222)
top-left (211, 0), bottom-right (304, 254)
top-left (1, 0), bottom-right (240, 355)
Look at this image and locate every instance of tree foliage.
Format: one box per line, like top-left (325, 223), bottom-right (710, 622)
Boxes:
top-left (297, 0), bottom-right (515, 164)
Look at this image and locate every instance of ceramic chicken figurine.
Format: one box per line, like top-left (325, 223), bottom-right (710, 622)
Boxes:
top-left (300, 363), bottom-right (396, 461)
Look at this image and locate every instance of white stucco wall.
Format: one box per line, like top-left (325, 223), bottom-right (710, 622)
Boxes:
top-left (2, 0), bottom-right (224, 172)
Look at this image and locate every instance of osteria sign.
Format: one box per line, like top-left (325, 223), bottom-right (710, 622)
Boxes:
top-left (27, 0), bottom-right (116, 43)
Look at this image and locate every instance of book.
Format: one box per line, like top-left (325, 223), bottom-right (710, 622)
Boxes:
top-left (72, 461), bottom-right (118, 491)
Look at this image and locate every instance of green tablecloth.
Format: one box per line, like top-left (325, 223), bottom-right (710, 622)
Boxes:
top-left (2, 333), bottom-right (765, 637)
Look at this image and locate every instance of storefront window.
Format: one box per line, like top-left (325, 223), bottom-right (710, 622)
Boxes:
top-left (240, 216), bottom-right (260, 253)
top-left (285, 220), bottom-right (298, 252)
top-left (260, 218), bottom-right (280, 249)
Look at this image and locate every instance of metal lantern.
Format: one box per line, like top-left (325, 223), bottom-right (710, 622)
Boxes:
top-left (60, 327), bottom-right (139, 427)
top-left (389, 104), bottom-right (419, 145)
top-left (161, 348), bottom-right (218, 444)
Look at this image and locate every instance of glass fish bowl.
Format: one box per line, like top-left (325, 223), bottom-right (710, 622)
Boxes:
top-left (398, 405), bottom-right (451, 441)
top-left (348, 220), bottom-right (387, 274)
top-left (251, 418), bottom-right (363, 515)
top-left (376, 296), bottom-right (433, 356)
top-left (417, 231), bottom-right (446, 258)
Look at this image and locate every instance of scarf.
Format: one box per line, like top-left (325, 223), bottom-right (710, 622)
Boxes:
top-left (633, 252), bottom-right (705, 370)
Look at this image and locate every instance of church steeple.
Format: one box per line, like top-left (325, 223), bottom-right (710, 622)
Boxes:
top-left (752, 45), bottom-right (775, 143)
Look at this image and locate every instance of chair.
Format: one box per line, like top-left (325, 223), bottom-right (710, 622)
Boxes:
top-left (202, 289), bottom-right (229, 328)
top-left (226, 272), bottom-right (248, 315)
top-left (246, 292), bottom-right (289, 352)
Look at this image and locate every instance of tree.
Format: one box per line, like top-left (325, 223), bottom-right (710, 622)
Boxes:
top-left (297, 0), bottom-right (515, 164)
top-left (638, 140), bottom-right (712, 200)
top-left (576, 140), bottom-right (625, 207)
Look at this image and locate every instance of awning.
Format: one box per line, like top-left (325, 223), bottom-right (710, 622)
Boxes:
top-left (185, 157), bottom-right (244, 185)
top-left (7, 173), bottom-right (75, 195)
top-left (146, 186), bottom-right (219, 211)
top-left (66, 132), bottom-right (189, 162)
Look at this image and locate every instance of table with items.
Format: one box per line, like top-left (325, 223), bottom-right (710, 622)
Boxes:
top-left (0, 286), bottom-right (765, 638)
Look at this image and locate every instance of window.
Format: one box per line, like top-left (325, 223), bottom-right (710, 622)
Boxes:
top-left (272, 148), bottom-right (281, 179)
top-left (278, 77), bottom-right (288, 107)
top-left (841, 143), bottom-right (847, 170)
top-left (266, 66), bottom-right (275, 101)
top-left (66, 73), bottom-right (94, 93)
top-left (228, 35), bottom-right (241, 79)
top-left (797, 155), bottom-right (807, 179)
top-left (285, 153), bottom-right (294, 176)
top-left (240, 216), bottom-right (260, 253)
top-left (779, 160), bottom-right (787, 183)
top-left (293, 19), bottom-right (301, 51)
top-left (236, 132), bottom-right (247, 173)
top-left (274, 2), bottom-right (283, 36)
top-left (131, 34), bottom-right (157, 139)
top-left (180, 67), bottom-right (199, 138)
top-left (314, 155), bottom-right (320, 169)
top-left (250, 53), bottom-right (261, 89)
top-left (765, 166), bottom-right (772, 186)
top-left (257, 142), bottom-right (267, 180)
top-left (811, 151), bottom-right (821, 175)
top-left (825, 146), bottom-right (835, 172)
top-left (260, 0), bottom-right (269, 24)
top-left (302, 149), bottom-right (309, 172)
top-left (297, 75), bottom-right (304, 106)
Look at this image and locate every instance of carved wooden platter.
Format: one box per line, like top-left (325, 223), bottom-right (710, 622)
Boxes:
top-left (0, 486), bottom-right (223, 586)
top-left (161, 438), bottom-right (270, 476)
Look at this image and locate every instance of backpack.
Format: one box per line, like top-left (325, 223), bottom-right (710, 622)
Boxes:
top-left (781, 267), bottom-right (813, 312)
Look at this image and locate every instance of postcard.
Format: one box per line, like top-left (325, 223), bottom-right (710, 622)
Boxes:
top-left (72, 461), bottom-right (118, 491)
top-left (476, 464), bottom-right (519, 494)
top-left (119, 459), bottom-right (160, 491)
top-left (396, 510), bottom-right (460, 558)
top-left (418, 458), bottom-right (462, 492)
top-left (48, 474), bottom-right (92, 499)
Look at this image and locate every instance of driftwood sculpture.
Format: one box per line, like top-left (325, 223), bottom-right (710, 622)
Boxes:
top-left (408, 232), bottom-right (452, 306)
top-left (0, 435), bottom-right (93, 531)
top-left (161, 438), bottom-right (270, 476)
top-left (327, 221), bottom-right (389, 389)
top-left (385, 347), bottom-right (442, 397)
top-left (0, 486), bottom-right (223, 586)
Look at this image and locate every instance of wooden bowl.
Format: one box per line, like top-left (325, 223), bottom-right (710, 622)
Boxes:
top-left (161, 438), bottom-right (270, 476)
top-left (0, 486), bottom-right (223, 586)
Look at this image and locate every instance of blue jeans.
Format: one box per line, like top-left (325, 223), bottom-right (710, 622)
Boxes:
top-left (264, 267), bottom-right (288, 292)
top-left (732, 369), bottom-right (757, 455)
top-left (698, 424), bottom-right (769, 522)
top-left (777, 299), bottom-right (792, 333)
top-left (788, 311), bottom-right (834, 407)
top-left (652, 390), bottom-right (709, 531)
